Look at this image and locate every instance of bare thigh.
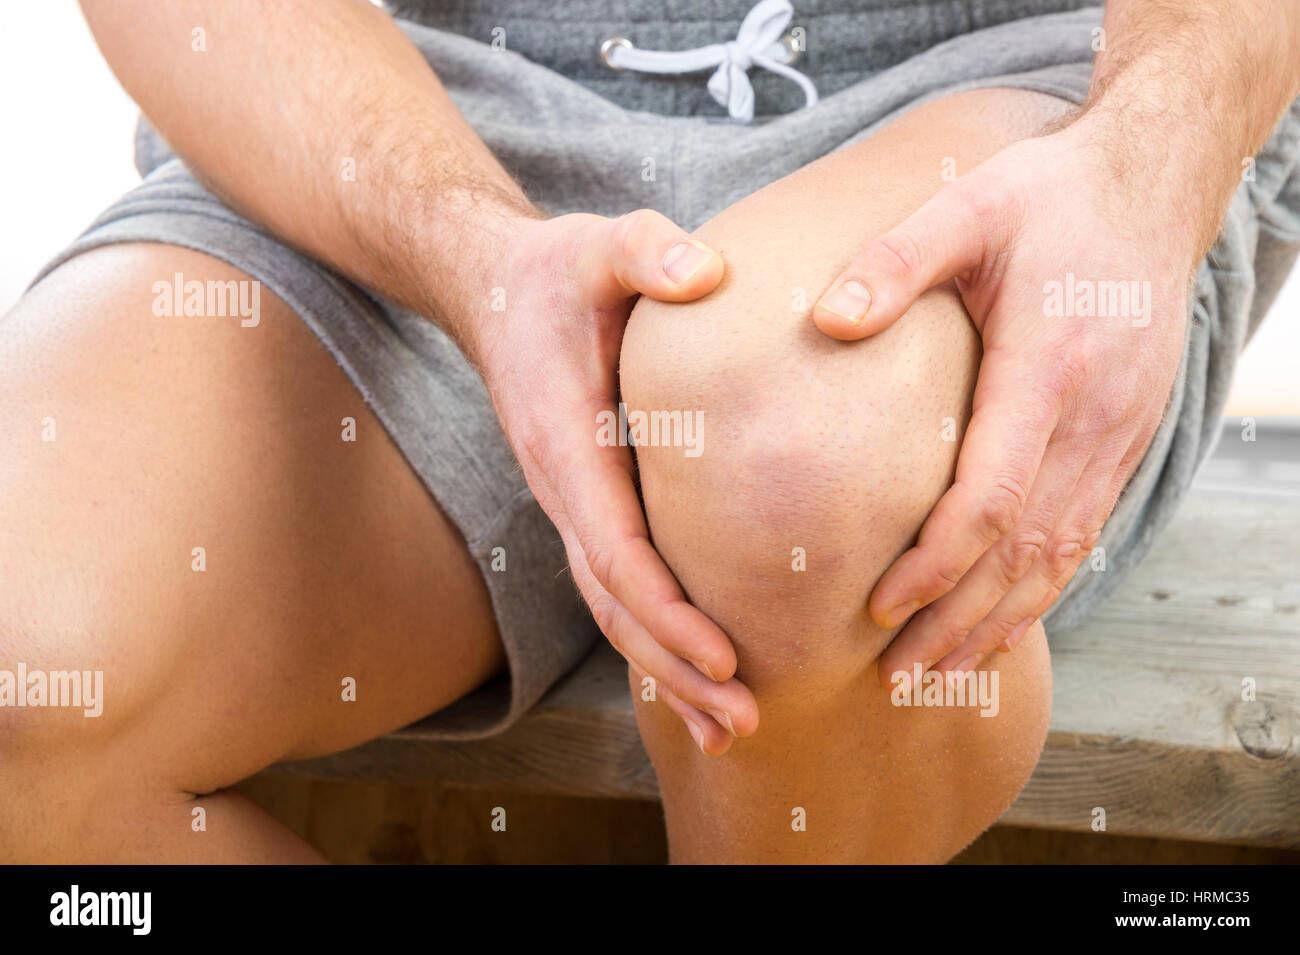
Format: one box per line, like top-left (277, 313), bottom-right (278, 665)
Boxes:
top-left (0, 244), bottom-right (503, 823)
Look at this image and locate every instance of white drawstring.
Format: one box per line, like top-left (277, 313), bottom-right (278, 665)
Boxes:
top-left (600, 0), bottom-right (819, 123)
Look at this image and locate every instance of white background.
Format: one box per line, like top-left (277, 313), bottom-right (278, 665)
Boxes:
top-left (3, 2), bottom-right (1296, 415)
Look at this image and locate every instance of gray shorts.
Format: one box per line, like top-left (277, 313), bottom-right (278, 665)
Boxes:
top-left (34, 2), bottom-right (1300, 738)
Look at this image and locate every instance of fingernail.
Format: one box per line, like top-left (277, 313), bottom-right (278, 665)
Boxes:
top-left (704, 706), bottom-right (736, 736)
top-left (1003, 618), bottom-right (1033, 652)
top-left (953, 655), bottom-right (981, 675)
top-left (662, 242), bottom-right (712, 285)
top-left (691, 658), bottom-right (718, 682)
top-left (685, 718), bottom-right (707, 754)
top-left (883, 599), bottom-right (920, 629)
top-left (818, 279), bottom-right (872, 324)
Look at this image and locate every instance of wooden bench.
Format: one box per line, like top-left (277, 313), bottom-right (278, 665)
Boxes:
top-left (268, 485), bottom-right (1300, 849)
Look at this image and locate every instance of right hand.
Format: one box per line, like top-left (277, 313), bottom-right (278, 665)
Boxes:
top-left (465, 210), bottom-right (759, 755)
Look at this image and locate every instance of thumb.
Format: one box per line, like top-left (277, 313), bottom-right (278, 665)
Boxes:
top-left (581, 209), bottom-right (724, 306)
top-left (812, 184), bottom-right (995, 341)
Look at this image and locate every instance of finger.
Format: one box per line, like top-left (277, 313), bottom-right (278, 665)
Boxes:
top-left (877, 438), bottom-right (1091, 682)
top-left (551, 411), bottom-right (746, 687)
top-left (579, 208), bottom-right (724, 304)
top-left (935, 442), bottom-right (1134, 673)
top-left (812, 181), bottom-right (1006, 340)
top-left (868, 354), bottom-right (1060, 629)
top-left (629, 663), bottom-right (733, 755)
top-left (663, 690), bottom-right (733, 756)
top-left (511, 385), bottom-right (755, 730)
top-left (555, 514), bottom-right (759, 737)
top-left (662, 687), bottom-right (735, 756)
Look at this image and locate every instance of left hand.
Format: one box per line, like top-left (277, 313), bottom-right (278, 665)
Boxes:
top-left (811, 117), bottom-right (1197, 682)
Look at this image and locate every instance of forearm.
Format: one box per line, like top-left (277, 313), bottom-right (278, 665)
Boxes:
top-left (1069, 0), bottom-right (1300, 261)
top-left (79, 0), bottom-right (536, 353)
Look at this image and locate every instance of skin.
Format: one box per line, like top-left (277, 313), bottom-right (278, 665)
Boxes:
top-left (1, 245), bottom-right (502, 862)
top-left (2, 0), bottom-right (1296, 862)
top-left (812, 0), bottom-right (1300, 685)
top-left (622, 87), bottom-right (1063, 862)
top-left (75, 0), bottom-right (756, 748)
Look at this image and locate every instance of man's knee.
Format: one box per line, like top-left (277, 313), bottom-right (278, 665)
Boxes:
top-left (623, 295), bottom-right (981, 699)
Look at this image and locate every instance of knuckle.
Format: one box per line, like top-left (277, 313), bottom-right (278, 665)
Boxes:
top-left (516, 423), bottom-right (562, 479)
top-left (1032, 581), bottom-right (1068, 619)
top-left (916, 608), bottom-right (971, 657)
top-left (954, 181), bottom-right (999, 232)
top-left (615, 209), bottom-right (660, 257)
top-left (624, 207), bottom-right (662, 230)
top-left (518, 436), bottom-right (548, 476)
top-left (1093, 398), bottom-right (1132, 436)
top-left (1111, 374), bottom-right (1144, 412)
top-left (933, 621), bottom-right (972, 656)
top-left (1045, 348), bottom-right (1089, 407)
top-left (931, 563), bottom-right (964, 592)
top-left (1043, 532), bottom-right (1089, 580)
top-left (1000, 528), bottom-right (1049, 584)
top-left (613, 217), bottom-right (639, 263)
top-left (985, 166), bottom-right (1029, 222)
top-left (978, 480), bottom-right (1028, 539)
top-left (1060, 345), bottom-right (1091, 387)
top-left (874, 230), bottom-right (924, 279)
top-left (1077, 379), bottom-right (1140, 438)
top-left (983, 614), bottom-right (1025, 648)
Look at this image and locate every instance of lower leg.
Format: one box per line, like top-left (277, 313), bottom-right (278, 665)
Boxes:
top-left (633, 628), bottom-right (1050, 864)
top-left (621, 88), bottom-right (1067, 863)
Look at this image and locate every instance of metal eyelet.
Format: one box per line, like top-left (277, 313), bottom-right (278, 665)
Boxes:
top-left (776, 34), bottom-right (801, 65)
top-left (600, 36), bottom-right (634, 70)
